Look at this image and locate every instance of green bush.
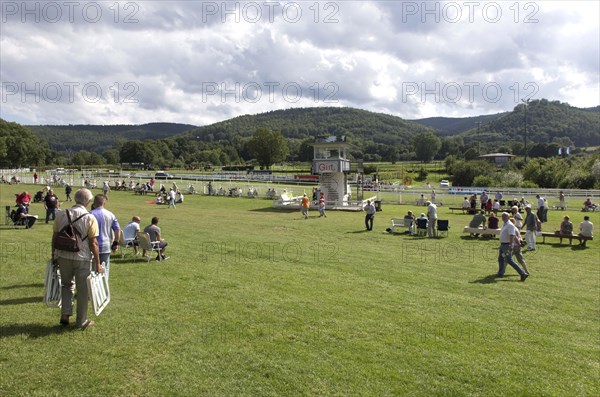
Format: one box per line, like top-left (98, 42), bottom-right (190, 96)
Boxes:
top-left (521, 180), bottom-right (539, 189)
top-left (472, 175), bottom-right (495, 187)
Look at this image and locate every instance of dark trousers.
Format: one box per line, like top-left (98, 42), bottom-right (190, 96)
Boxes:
top-left (45, 208), bottom-right (56, 223)
top-left (365, 214), bottom-right (374, 230)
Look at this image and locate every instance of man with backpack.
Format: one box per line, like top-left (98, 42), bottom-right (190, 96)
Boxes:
top-left (51, 188), bottom-right (102, 329)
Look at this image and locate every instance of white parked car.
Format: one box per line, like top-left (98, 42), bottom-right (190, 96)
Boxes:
top-left (440, 180), bottom-right (450, 187)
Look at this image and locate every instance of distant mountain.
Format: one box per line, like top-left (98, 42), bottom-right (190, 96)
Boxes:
top-left (410, 113), bottom-right (507, 135)
top-left (24, 100), bottom-right (599, 158)
top-left (28, 122), bottom-right (197, 153)
top-left (179, 107), bottom-right (432, 147)
top-left (459, 99), bottom-right (599, 147)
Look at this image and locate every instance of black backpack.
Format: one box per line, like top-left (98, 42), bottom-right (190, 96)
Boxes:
top-left (53, 210), bottom-right (89, 252)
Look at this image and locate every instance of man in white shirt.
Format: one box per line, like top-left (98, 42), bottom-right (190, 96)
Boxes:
top-left (579, 216), bottom-right (594, 247)
top-left (168, 188), bottom-right (176, 208)
top-left (122, 216), bottom-right (141, 255)
top-left (461, 197), bottom-right (471, 209)
top-left (536, 194), bottom-right (545, 222)
top-left (426, 201), bottom-right (437, 237)
top-left (498, 212), bottom-right (528, 281)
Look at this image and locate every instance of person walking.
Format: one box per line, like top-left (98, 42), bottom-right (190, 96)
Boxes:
top-left (90, 194), bottom-right (121, 281)
top-left (364, 200), bottom-right (376, 231)
top-left (523, 205), bottom-right (538, 251)
top-left (511, 206), bottom-right (523, 229)
top-left (426, 200), bottom-right (437, 237)
top-left (318, 192), bottom-right (327, 218)
top-left (498, 212), bottom-right (529, 281)
top-left (509, 217), bottom-right (529, 275)
top-left (44, 189), bottom-right (60, 223)
top-left (51, 188), bottom-right (102, 329)
top-left (301, 194), bottom-right (310, 219)
top-left (102, 181), bottom-right (110, 200)
top-left (168, 188), bottom-right (177, 208)
top-left (65, 184), bottom-right (72, 201)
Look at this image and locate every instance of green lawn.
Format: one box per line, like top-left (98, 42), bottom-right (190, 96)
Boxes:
top-left (0, 184), bottom-right (598, 396)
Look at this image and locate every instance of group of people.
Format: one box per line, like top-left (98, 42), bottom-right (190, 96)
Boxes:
top-left (50, 188), bottom-right (170, 329)
top-left (154, 187), bottom-right (184, 207)
top-left (558, 215), bottom-right (594, 247)
top-left (11, 188), bottom-right (64, 227)
top-left (400, 201), bottom-right (438, 236)
top-left (300, 192), bottom-right (327, 219)
top-left (416, 190), bottom-right (438, 206)
top-left (468, 204), bottom-right (594, 249)
top-left (1, 175), bottom-right (20, 184)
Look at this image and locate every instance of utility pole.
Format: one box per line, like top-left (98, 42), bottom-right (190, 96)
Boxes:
top-left (521, 98), bottom-right (530, 162)
top-left (475, 122), bottom-right (482, 155)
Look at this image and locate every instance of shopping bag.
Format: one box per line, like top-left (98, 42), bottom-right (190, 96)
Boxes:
top-left (87, 265), bottom-right (110, 316)
top-left (43, 260), bottom-right (62, 308)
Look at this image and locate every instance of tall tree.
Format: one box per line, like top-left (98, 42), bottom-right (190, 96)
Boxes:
top-left (412, 131), bottom-right (441, 162)
top-left (0, 119), bottom-right (51, 167)
top-left (246, 128), bottom-right (289, 169)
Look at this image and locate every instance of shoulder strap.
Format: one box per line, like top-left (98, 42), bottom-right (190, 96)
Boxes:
top-left (61, 210), bottom-right (89, 241)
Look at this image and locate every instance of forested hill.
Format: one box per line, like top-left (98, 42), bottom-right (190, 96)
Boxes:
top-left (411, 113), bottom-right (507, 135)
top-left (459, 99), bottom-right (600, 147)
top-left (28, 122), bottom-right (196, 152)
top-left (179, 107), bottom-right (432, 147)
top-left (24, 101), bottom-right (599, 157)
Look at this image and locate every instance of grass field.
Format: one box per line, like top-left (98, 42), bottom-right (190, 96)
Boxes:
top-left (0, 184), bottom-right (598, 396)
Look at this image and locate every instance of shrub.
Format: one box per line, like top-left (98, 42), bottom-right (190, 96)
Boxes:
top-left (521, 181), bottom-right (539, 189)
top-left (499, 171), bottom-right (524, 187)
top-left (472, 175), bottom-right (495, 187)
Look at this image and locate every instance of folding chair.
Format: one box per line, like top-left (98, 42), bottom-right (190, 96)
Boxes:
top-left (391, 218), bottom-right (413, 234)
top-left (437, 220), bottom-right (450, 237)
top-left (136, 232), bottom-right (161, 262)
top-left (118, 232), bottom-right (137, 259)
top-left (416, 218), bottom-right (428, 237)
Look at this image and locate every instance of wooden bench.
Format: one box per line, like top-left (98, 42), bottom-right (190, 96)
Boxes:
top-left (449, 207), bottom-right (474, 214)
top-left (539, 232), bottom-right (593, 245)
top-left (463, 226), bottom-right (526, 238)
top-left (463, 226), bottom-right (501, 237)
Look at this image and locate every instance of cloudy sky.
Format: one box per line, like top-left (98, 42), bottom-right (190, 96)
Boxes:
top-left (1, 1), bottom-right (598, 126)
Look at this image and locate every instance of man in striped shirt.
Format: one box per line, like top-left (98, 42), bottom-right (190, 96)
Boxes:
top-left (90, 195), bottom-right (121, 281)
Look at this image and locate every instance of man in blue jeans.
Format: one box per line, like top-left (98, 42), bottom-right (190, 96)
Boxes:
top-left (44, 189), bottom-right (59, 223)
top-left (90, 195), bottom-right (121, 280)
top-left (498, 212), bottom-right (529, 281)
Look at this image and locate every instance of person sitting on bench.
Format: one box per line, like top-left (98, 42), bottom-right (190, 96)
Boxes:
top-left (578, 216), bottom-right (594, 247)
top-left (468, 211), bottom-right (487, 236)
top-left (558, 215), bottom-right (573, 244)
top-left (487, 212), bottom-right (499, 229)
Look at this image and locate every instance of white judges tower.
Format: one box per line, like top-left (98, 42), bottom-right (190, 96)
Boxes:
top-left (312, 136), bottom-right (352, 207)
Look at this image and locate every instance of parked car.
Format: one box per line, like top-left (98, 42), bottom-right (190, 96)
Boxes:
top-left (154, 171), bottom-right (174, 180)
top-left (440, 180), bottom-right (450, 187)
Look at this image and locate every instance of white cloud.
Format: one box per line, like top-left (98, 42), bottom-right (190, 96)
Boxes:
top-left (0, 0), bottom-right (598, 125)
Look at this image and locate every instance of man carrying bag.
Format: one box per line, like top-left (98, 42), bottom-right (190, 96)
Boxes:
top-left (51, 188), bottom-right (102, 329)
